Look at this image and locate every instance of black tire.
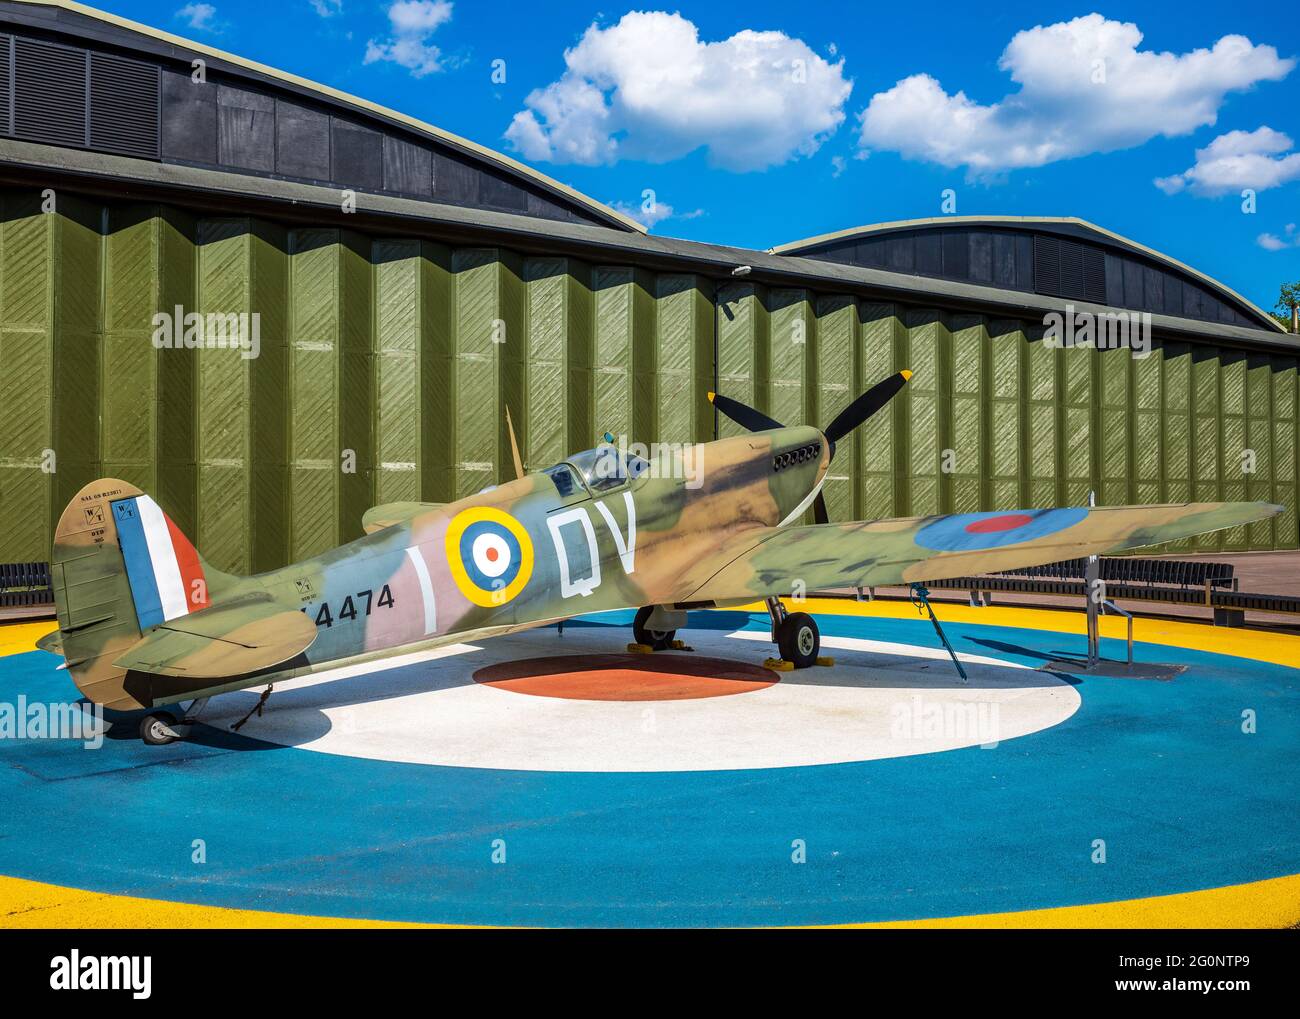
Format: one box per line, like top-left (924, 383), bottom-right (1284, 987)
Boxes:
top-left (777, 612), bottom-right (820, 668)
top-left (633, 606), bottom-right (676, 651)
top-left (140, 712), bottom-right (179, 746)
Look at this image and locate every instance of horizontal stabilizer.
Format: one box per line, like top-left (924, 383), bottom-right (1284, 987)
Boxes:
top-left (362, 501), bottom-right (444, 534)
top-left (113, 599), bottom-right (316, 679)
top-left (35, 630), bottom-right (63, 655)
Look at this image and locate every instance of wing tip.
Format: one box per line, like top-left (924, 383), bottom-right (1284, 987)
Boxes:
top-left (1237, 500), bottom-right (1284, 518)
top-left (900, 369), bottom-right (913, 382)
top-left (707, 391), bottom-right (717, 403)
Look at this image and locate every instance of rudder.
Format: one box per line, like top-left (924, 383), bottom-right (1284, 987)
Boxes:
top-left (49, 479), bottom-right (236, 709)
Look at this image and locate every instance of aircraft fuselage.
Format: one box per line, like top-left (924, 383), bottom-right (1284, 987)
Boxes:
top-left (166, 426), bottom-right (828, 701)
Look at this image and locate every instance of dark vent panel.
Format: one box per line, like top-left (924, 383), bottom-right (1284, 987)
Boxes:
top-left (90, 52), bottom-right (160, 158)
top-left (14, 37), bottom-right (86, 147)
top-left (1033, 235), bottom-right (1060, 295)
top-left (0, 36), bottom-right (11, 136)
top-left (1034, 234), bottom-right (1106, 304)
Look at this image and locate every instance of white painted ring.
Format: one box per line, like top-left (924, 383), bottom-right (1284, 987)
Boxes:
top-left (202, 622), bottom-right (1080, 773)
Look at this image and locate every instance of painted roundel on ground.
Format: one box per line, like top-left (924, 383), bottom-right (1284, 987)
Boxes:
top-left (914, 507), bottom-right (1089, 551)
top-left (445, 507), bottom-right (534, 606)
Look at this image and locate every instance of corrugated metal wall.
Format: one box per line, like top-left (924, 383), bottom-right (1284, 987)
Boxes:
top-left (1, 193), bottom-right (1297, 572)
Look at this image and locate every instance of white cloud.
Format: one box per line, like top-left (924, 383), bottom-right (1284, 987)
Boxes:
top-left (1257, 223), bottom-right (1300, 251)
top-left (505, 11), bottom-right (853, 172)
top-left (1155, 127), bottom-right (1300, 195)
top-left (611, 199), bottom-right (676, 229)
top-left (175, 2), bottom-right (218, 31)
top-left (310, 0), bottom-right (342, 17)
top-left (364, 0), bottom-right (453, 78)
top-left (857, 13), bottom-right (1294, 176)
top-left (608, 197), bottom-right (704, 230)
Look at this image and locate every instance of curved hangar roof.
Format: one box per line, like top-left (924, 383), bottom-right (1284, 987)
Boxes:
top-left (0, 2), bottom-right (1282, 338)
top-left (772, 217), bottom-right (1284, 333)
top-left (0, 0), bottom-right (643, 232)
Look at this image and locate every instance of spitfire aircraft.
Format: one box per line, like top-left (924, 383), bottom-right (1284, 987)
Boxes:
top-left (41, 371), bottom-right (1280, 744)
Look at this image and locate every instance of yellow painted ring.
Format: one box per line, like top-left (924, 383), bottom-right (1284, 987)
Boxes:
top-left (443, 506), bottom-right (534, 607)
top-left (1, 870), bottom-right (1297, 929)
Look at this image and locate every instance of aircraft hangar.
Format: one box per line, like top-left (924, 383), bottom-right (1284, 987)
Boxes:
top-left (1, 0), bottom-right (1297, 575)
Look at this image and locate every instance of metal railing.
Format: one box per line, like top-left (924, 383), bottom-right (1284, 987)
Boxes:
top-left (852, 555), bottom-right (1300, 625)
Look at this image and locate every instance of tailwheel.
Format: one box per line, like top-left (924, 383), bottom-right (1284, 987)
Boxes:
top-left (140, 712), bottom-right (180, 746)
top-left (633, 606), bottom-right (676, 651)
top-left (777, 612), bottom-right (820, 669)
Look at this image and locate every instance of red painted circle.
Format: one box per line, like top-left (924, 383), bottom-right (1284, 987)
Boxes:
top-left (485, 547), bottom-right (499, 562)
top-left (965, 513), bottom-right (1034, 534)
top-left (473, 654), bottom-right (778, 701)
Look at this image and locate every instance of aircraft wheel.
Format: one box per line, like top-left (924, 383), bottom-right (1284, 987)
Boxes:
top-left (777, 612), bottom-right (820, 669)
top-left (633, 606), bottom-right (676, 651)
top-left (140, 713), bottom-right (180, 746)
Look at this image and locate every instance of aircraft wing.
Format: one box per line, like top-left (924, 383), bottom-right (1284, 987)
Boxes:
top-left (112, 596), bottom-right (317, 679)
top-left (362, 501), bottom-right (445, 535)
top-left (686, 501), bottom-right (1281, 603)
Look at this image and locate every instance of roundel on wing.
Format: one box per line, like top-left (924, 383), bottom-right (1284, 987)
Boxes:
top-left (445, 507), bottom-right (534, 607)
top-left (914, 507), bottom-right (1089, 552)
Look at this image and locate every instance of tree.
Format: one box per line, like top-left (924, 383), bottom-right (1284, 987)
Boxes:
top-left (1276, 282), bottom-right (1300, 332)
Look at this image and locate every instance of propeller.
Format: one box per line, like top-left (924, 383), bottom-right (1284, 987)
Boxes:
top-left (706, 391), bottom-right (783, 433)
top-left (708, 370), bottom-right (914, 525)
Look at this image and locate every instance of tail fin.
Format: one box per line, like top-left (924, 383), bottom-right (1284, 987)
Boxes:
top-left (50, 479), bottom-right (238, 710)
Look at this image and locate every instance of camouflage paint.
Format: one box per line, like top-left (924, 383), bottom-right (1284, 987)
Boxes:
top-left (49, 419), bottom-right (1277, 710)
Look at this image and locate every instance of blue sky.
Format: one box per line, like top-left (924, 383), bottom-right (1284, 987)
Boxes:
top-left (115, 1), bottom-right (1298, 313)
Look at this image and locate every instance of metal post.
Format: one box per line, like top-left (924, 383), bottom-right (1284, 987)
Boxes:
top-left (1100, 600), bottom-right (1133, 666)
top-left (1085, 490), bottom-right (1100, 667)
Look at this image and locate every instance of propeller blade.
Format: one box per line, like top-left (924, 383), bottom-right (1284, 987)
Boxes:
top-left (707, 391), bottom-right (784, 433)
top-left (823, 370), bottom-right (913, 446)
top-left (813, 491), bottom-right (830, 525)
top-left (813, 370), bottom-right (912, 524)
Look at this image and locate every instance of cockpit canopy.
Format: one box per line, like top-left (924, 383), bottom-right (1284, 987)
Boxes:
top-left (543, 444), bottom-right (651, 498)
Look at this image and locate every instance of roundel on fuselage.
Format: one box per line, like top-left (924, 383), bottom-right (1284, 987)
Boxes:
top-left (445, 507), bottom-right (534, 607)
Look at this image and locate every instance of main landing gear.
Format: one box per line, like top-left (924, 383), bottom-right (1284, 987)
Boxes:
top-left (632, 606), bottom-right (677, 651)
top-left (765, 596), bottom-right (823, 670)
top-left (138, 696), bottom-right (210, 746)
